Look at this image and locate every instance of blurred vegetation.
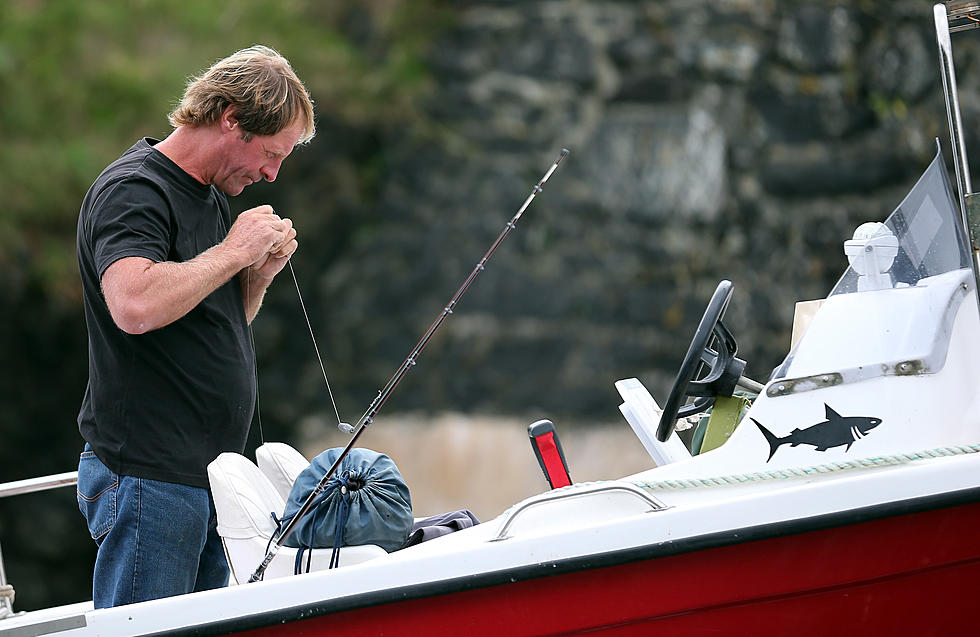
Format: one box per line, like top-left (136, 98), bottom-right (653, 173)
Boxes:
top-left (0, 0), bottom-right (448, 611)
top-left (0, 0), bottom-right (443, 300)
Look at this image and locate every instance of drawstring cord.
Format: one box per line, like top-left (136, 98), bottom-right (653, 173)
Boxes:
top-left (328, 485), bottom-right (353, 570)
top-left (273, 471), bottom-right (362, 575)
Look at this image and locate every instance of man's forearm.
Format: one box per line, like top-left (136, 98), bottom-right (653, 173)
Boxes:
top-left (102, 205), bottom-right (296, 333)
top-left (102, 243), bottom-right (249, 334)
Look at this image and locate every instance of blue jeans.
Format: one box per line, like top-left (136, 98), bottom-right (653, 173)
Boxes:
top-left (76, 444), bottom-right (229, 608)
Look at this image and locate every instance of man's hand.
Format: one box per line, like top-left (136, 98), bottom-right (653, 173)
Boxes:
top-left (224, 205), bottom-right (297, 278)
top-left (232, 205), bottom-right (299, 322)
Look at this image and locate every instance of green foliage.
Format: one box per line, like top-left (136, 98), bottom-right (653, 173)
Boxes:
top-left (0, 0), bottom-right (446, 302)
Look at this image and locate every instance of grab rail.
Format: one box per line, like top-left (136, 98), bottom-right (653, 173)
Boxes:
top-left (491, 481), bottom-right (668, 542)
top-left (0, 471), bottom-right (78, 618)
top-left (0, 472), bottom-right (78, 500)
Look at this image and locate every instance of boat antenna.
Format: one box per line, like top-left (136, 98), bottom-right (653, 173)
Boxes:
top-left (248, 148), bottom-right (569, 583)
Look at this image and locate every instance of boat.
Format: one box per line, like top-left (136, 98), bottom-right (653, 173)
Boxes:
top-left (4, 3), bottom-right (980, 635)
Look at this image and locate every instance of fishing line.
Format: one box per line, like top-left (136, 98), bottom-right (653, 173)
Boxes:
top-left (248, 148), bottom-right (570, 583)
top-left (248, 248), bottom-right (347, 446)
top-left (246, 267), bottom-right (266, 445)
top-left (287, 259), bottom-right (345, 428)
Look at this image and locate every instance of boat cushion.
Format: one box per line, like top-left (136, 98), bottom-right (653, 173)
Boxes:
top-left (208, 452), bottom-right (284, 541)
top-left (256, 442), bottom-right (310, 501)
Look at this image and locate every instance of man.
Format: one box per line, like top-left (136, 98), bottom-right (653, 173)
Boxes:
top-left (75, 45), bottom-right (315, 608)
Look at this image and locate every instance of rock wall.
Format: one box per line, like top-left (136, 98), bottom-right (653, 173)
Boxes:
top-left (253, 0), bottom-right (980, 430)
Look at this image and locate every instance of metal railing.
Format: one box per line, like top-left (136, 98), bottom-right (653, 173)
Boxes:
top-left (0, 471), bottom-right (78, 617)
top-left (490, 482), bottom-right (668, 542)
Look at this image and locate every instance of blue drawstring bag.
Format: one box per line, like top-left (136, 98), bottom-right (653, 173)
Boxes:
top-left (278, 447), bottom-right (413, 573)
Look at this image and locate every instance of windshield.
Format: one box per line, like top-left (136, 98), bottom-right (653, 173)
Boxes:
top-left (772, 142), bottom-right (972, 381)
top-left (828, 144), bottom-right (970, 296)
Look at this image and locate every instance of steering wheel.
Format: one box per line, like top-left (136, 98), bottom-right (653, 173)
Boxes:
top-left (656, 280), bottom-right (746, 442)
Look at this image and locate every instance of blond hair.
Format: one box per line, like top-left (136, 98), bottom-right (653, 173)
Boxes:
top-left (168, 45), bottom-right (315, 144)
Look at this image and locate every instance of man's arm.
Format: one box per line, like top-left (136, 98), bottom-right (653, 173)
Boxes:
top-left (101, 205), bottom-right (294, 334)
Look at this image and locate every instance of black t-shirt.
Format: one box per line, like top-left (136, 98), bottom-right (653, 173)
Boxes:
top-left (76, 138), bottom-right (255, 488)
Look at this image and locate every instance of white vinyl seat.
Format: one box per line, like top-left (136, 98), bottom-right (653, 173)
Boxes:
top-left (256, 442), bottom-right (311, 501)
top-left (207, 452), bottom-right (387, 584)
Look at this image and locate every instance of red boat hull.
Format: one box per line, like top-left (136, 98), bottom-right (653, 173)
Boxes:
top-left (222, 498), bottom-right (980, 637)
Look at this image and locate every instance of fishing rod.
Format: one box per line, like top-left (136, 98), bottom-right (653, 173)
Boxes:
top-left (248, 148), bottom-right (569, 583)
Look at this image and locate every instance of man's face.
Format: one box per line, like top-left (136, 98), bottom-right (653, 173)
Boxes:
top-left (213, 118), bottom-right (306, 196)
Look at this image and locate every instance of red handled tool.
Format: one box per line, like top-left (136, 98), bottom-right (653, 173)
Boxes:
top-left (528, 419), bottom-right (572, 489)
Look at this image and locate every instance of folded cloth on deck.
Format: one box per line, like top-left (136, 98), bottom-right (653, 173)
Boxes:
top-left (403, 509), bottom-right (480, 547)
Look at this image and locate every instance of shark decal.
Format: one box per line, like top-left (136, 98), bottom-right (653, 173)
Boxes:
top-left (752, 404), bottom-right (882, 462)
